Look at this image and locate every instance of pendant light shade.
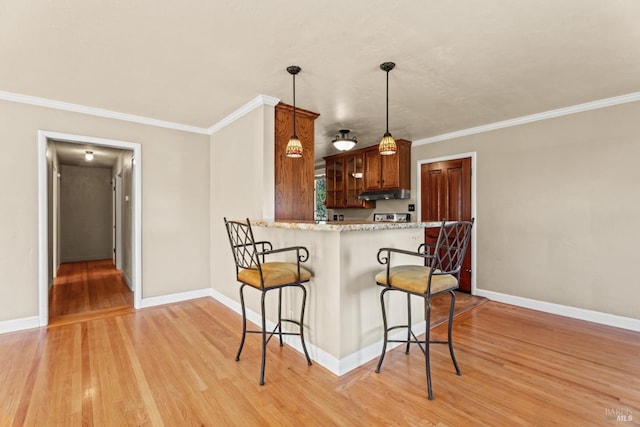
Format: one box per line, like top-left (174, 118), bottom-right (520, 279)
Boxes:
top-left (285, 65), bottom-right (303, 158)
top-left (378, 62), bottom-right (397, 155)
top-left (332, 129), bottom-right (358, 151)
top-left (285, 135), bottom-right (303, 157)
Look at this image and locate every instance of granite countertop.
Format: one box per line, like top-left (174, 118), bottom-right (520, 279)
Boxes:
top-left (251, 219), bottom-right (444, 231)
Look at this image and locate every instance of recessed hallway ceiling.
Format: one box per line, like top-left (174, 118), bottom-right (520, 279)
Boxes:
top-left (2, 1), bottom-right (640, 160)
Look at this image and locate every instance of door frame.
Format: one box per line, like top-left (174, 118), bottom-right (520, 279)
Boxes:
top-left (38, 130), bottom-right (143, 326)
top-left (114, 172), bottom-right (123, 271)
top-left (416, 151), bottom-right (477, 294)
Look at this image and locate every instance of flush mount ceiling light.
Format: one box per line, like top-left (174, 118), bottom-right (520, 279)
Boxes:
top-left (84, 150), bottom-right (94, 161)
top-left (378, 61), bottom-right (397, 155)
top-left (285, 65), bottom-right (303, 158)
top-left (332, 129), bottom-right (358, 151)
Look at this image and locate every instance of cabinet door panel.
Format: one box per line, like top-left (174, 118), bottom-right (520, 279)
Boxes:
top-left (345, 153), bottom-right (366, 207)
top-left (364, 149), bottom-right (381, 191)
top-left (380, 155), bottom-right (400, 189)
top-left (325, 158), bottom-right (344, 208)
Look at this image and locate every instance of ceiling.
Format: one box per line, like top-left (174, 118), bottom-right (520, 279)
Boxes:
top-left (53, 141), bottom-right (126, 168)
top-left (3, 1), bottom-right (640, 161)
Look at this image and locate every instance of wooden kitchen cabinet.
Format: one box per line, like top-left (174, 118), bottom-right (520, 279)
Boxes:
top-left (324, 151), bottom-right (375, 209)
top-left (274, 102), bottom-right (320, 221)
top-left (325, 156), bottom-right (344, 208)
top-left (364, 139), bottom-right (411, 191)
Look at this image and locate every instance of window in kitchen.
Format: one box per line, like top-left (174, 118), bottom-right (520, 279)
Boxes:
top-left (314, 174), bottom-right (327, 220)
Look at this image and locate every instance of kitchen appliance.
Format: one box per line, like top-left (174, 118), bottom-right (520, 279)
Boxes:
top-left (358, 189), bottom-right (410, 200)
top-left (373, 213), bottom-right (411, 223)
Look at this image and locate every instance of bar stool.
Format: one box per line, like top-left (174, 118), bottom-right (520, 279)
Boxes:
top-left (223, 217), bottom-right (312, 385)
top-left (374, 219), bottom-right (474, 399)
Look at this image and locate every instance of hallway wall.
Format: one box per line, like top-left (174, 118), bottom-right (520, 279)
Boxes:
top-left (60, 165), bottom-right (113, 262)
top-left (0, 98), bottom-right (210, 322)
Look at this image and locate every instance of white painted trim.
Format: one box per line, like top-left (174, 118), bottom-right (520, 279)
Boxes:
top-left (209, 289), bottom-right (426, 376)
top-left (476, 289), bottom-right (640, 332)
top-left (416, 152), bottom-right (478, 294)
top-left (413, 91), bottom-right (640, 146)
top-left (2, 91), bottom-right (209, 134)
top-left (138, 288), bottom-right (214, 309)
top-left (5, 89), bottom-right (640, 143)
top-left (131, 154), bottom-right (142, 309)
top-left (38, 135), bottom-right (49, 325)
top-left (1, 90), bottom-right (281, 137)
top-left (0, 316), bottom-right (40, 334)
top-left (38, 131), bottom-right (143, 323)
top-left (207, 95), bottom-right (280, 134)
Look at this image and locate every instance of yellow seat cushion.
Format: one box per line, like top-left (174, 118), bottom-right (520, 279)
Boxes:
top-left (237, 262), bottom-right (312, 289)
top-left (375, 265), bottom-right (458, 294)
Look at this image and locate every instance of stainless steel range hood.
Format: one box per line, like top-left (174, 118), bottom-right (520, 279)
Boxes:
top-left (358, 189), bottom-right (410, 201)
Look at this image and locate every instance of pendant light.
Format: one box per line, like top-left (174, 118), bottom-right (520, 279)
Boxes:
top-left (378, 61), bottom-right (397, 155)
top-left (285, 65), bottom-right (303, 158)
top-left (332, 129), bottom-right (358, 151)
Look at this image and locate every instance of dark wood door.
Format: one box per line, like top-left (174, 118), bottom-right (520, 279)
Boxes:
top-left (421, 157), bottom-right (472, 292)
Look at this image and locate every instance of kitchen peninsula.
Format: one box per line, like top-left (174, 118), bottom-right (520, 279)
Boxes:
top-left (251, 219), bottom-right (443, 375)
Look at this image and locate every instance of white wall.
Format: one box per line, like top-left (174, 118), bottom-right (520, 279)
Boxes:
top-left (210, 105), bottom-right (275, 303)
top-left (0, 98), bottom-right (210, 322)
top-left (412, 101), bottom-right (640, 319)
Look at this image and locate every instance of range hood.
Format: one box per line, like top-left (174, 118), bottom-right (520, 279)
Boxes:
top-left (358, 189), bottom-right (410, 201)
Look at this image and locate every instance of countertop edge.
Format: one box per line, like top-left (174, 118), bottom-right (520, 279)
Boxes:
top-left (251, 220), bottom-right (443, 231)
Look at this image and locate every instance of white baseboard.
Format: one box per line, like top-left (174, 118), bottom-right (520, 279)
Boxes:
top-left (475, 289), bottom-right (640, 332)
top-left (0, 316), bottom-right (40, 334)
top-left (210, 289), bottom-right (426, 376)
top-left (121, 270), bottom-right (133, 291)
top-left (0, 288), bottom-right (214, 335)
top-left (139, 288), bottom-right (214, 309)
top-left (330, 321), bottom-right (427, 376)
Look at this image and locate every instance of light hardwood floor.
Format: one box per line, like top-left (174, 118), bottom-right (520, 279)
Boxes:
top-left (48, 260), bottom-right (134, 327)
top-left (1, 271), bottom-right (639, 425)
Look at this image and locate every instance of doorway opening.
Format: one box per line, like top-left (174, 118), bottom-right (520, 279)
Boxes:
top-left (416, 152), bottom-right (477, 293)
top-left (38, 131), bottom-right (142, 326)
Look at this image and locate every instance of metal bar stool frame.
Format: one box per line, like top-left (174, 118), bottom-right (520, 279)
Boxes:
top-left (374, 219), bottom-right (474, 400)
top-left (224, 217), bottom-right (312, 385)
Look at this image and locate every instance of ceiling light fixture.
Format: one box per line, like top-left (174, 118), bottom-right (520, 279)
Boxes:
top-left (332, 129), bottom-right (358, 151)
top-left (84, 150), bottom-right (94, 161)
top-left (285, 65), bottom-right (303, 158)
top-left (378, 61), bottom-right (397, 155)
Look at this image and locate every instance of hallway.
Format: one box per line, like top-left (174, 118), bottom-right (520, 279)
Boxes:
top-left (48, 259), bottom-right (134, 327)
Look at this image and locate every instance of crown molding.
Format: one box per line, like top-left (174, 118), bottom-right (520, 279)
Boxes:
top-left (0, 90), bottom-right (211, 135)
top-left (4, 87), bottom-right (638, 142)
top-left (207, 94), bottom-right (280, 135)
top-left (413, 91), bottom-right (640, 146)
top-left (0, 90), bottom-right (280, 136)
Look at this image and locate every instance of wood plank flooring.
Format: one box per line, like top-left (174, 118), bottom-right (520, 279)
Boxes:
top-left (2, 284), bottom-right (639, 425)
top-left (48, 260), bottom-right (134, 327)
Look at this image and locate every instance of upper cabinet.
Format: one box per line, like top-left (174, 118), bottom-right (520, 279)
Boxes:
top-left (324, 139), bottom-right (411, 209)
top-left (324, 151), bottom-right (375, 209)
top-left (325, 156), bottom-right (344, 208)
top-left (363, 139), bottom-right (412, 191)
top-left (274, 103), bottom-right (320, 221)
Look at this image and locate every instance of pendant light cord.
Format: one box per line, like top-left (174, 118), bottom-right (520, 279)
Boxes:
top-left (292, 72), bottom-right (297, 137)
top-left (385, 69), bottom-right (389, 134)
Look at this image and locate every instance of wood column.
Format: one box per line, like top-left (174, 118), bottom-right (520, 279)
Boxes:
top-left (274, 102), bottom-right (320, 221)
